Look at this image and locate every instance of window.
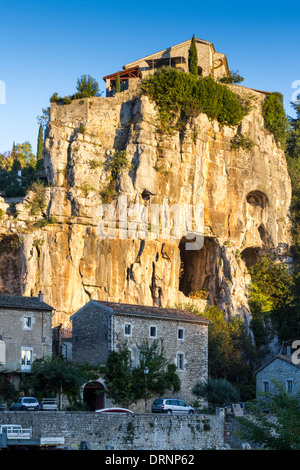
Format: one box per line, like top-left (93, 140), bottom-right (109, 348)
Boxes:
top-left (263, 381), bottom-right (269, 393)
top-left (124, 323), bottom-right (132, 336)
top-left (287, 380), bottom-right (293, 394)
top-left (149, 326), bottom-right (157, 338)
top-left (21, 348), bottom-right (32, 372)
top-left (177, 328), bottom-right (184, 340)
top-left (176, 353), bottom-right (185, 370)
top-left (23, 316), bottom-right (32, 330)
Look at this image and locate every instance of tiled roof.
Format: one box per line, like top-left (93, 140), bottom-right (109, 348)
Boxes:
top-left (0, 295), bottom-right (53, 311)
top-left (92, 300), bottom-right (209, 324)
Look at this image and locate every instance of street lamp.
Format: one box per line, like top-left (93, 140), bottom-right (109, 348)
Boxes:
top-left (144, 366), bottom-right (149, 413)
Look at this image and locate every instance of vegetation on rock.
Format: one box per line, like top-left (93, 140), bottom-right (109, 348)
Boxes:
top-left (262, 91), bottom-right (289, 146)
top-left (50, 74), bottom-right (100, 104)
top-left (219, 69), bottom-right (244, 84)
top-left (141, 68), bottom-right (250, 132)
top-left (0, 141), bottom-right (44, 198)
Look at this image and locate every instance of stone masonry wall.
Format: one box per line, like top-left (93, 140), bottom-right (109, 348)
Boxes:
top-left (256, 357), bottom-right (300, 395)
top-left (0, 308), bottom-right (52, 373)
top-left (0, 411), bottom-right (224, 450)
top-left (112, 314), bottom-right (208, 403)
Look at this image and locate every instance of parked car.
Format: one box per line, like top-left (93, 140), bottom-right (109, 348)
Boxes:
top-left (10, 397), bottom-right (40, 411)
top-left (152, 398), bottom-right (195, 414)
top-left (95, 407), bottom-right (134, 413)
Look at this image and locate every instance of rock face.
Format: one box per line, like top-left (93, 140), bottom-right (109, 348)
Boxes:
top-left (0, 83), bottom-right (292, 327)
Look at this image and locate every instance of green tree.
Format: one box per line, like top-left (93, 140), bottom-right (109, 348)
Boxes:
top-left (132, 340), bottom-right (180, 398)
top-left (36, 123), bottom-right (44, 164)
top-left (22, 356), bottom-right (97, 408)
top-left (219, 70), bottom-right (244, 84)
top-left (262, 92), bottom-right (289, 146)
top-left (75, 74), bottom-right (100, 98)
top-left (104, 345), bottom-right (136, 408)
top-left (192, 377), bottom-right (240, 407)
top-left (286, 93), bottom-right (300, 256)
top-left (104, 341), bottom-right (180, 408)
top-left (0, 141), bottom-right (40, 197)
top-left (248, 255), bottom-right (295, 346)
top-left (287, 94), bottom-right (300, 159)
top-left (115, 73), bottom-right (121, 93)
top-left (203, 305), bottom-right (256, 398)
top-left (238, 384), bottom-right (300, 450)
top-left (188, 34), bottom-right (198, 77)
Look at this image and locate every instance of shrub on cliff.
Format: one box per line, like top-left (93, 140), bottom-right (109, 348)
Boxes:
top-left (74, 74), bottom-right (100, 99)
top-left (262, 92), bottom-right (289, 146)
top-left (141, 68), bottom-right (248, 131)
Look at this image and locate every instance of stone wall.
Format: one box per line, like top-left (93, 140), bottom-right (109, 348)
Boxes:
top-left (0, 411), bottom-right (224, 450)
top-left (112, 313), bottom-right (208, 403)
top-left (256, 356), bottom-right (300, 395)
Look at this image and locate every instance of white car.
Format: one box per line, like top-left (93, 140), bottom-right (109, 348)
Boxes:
top-left (10, 397), bottom-right (40, 411)
top-left (152, 398), bottom-right (195, 414)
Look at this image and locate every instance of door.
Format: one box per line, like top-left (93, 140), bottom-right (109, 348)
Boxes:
top-left (83, 381), bottom-right (105, 411)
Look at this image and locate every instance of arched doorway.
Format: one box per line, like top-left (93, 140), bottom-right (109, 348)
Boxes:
top-left (83, 381), bottom-right (105, 411)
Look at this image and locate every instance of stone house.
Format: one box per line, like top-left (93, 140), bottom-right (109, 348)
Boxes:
top-left (71, 300), bottom-right (209, 408)
top-left (256, 342), bottom-right (300, 396)
top-left (103, 37), bottom-right (229, 95)
top-left (0, 293), bottom-right (54, 386)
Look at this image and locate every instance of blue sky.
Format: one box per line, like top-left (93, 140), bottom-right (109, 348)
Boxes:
top-left (0, 0), bottom-right (299, 154)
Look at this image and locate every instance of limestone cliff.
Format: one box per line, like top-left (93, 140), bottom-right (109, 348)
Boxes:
top-left (0, 82), bottom-right (292, 327)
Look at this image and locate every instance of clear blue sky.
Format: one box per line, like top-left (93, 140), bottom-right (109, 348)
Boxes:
top-left (0, 0), bottom-right (299, 154)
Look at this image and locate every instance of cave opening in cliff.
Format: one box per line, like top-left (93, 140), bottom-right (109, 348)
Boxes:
top-left (0, 235), bottom-right (22, 295)
top-left (246, 190), bottom-right (268, 209)
top-left (179, 236), bottom-right (220, 302)
top-left (241, 247), bottom-right (261, 269)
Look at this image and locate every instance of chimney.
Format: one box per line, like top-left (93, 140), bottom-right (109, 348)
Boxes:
top-left (38, 291), bottom-right (43, 302)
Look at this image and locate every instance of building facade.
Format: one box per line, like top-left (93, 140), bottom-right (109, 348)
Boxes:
top-left (103, 37), bottom-right (229, 95)
top-left (0, 293), bottom-right (53, 383)
top-left (71, 300), bottom-right (209, 404)
top-left (256, 354), bottom-right (300, 396)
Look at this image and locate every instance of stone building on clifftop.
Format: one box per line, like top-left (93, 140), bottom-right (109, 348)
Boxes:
top-left (103, 37), bottom-right (229, 95)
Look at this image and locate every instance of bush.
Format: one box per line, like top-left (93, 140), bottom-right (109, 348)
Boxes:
top-left (262, 92), bottom-right (289, 146)
top-left (76, 75), bottom-right (100, 97)
top-left (219, 70), bottom-right (244, 84)
top-left (231, 134), bottom-right (255, 152)
top-left (192, 377), bottom-right (240, 407)
top-left (141, 68), bottom-right (248, 132)
top-left (27, 181), bottom-right (46, 215)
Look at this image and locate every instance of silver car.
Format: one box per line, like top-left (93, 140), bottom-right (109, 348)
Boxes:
top-left (152, 398), bottom-right (195, 414)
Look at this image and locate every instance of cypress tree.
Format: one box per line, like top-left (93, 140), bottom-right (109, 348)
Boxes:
top-left (36, 123), bottom-right (44, 170)
top-left (37, 123), bottom-right (43, 160)
top-left (188, 34), bottom-right (198, 77)
top-left (115, 73), bottom-right (121, 93)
